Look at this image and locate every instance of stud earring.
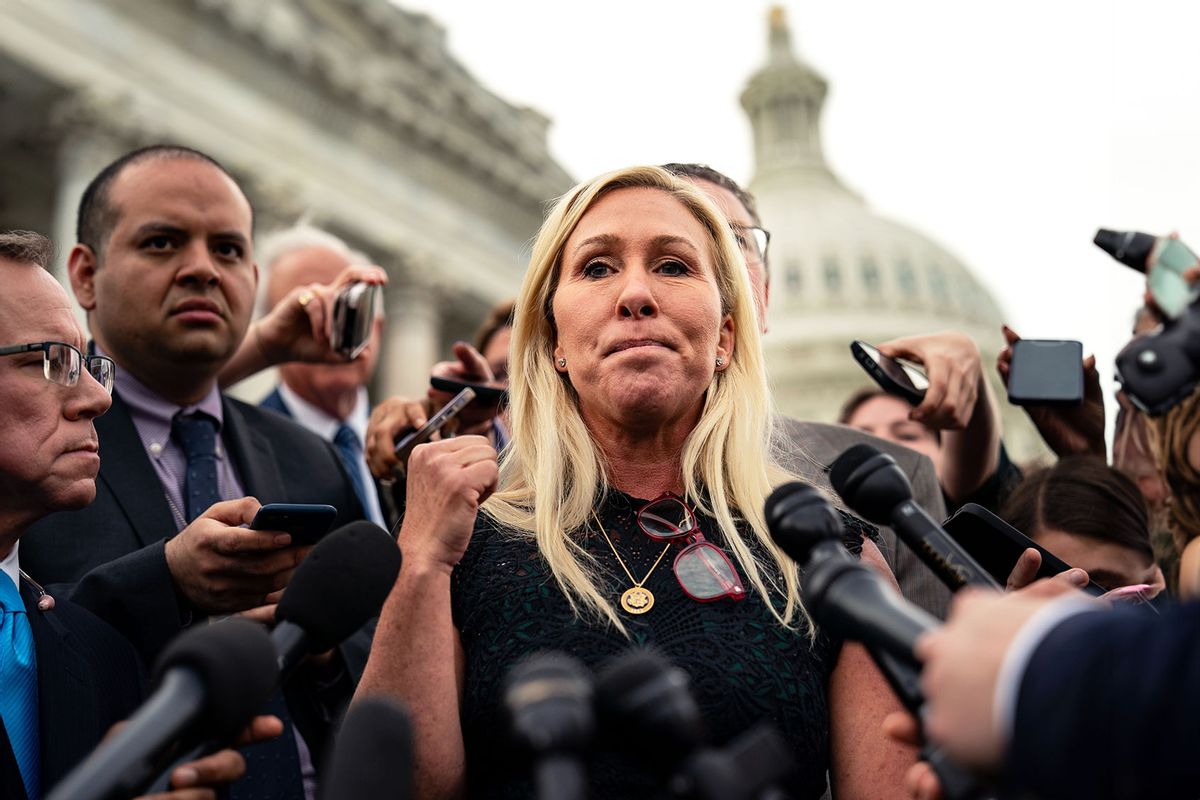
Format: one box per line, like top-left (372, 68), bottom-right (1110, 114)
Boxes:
top-left (715, 357), bottom-right (725, 368)
top-left (557, 357), bottom-right (567, 368)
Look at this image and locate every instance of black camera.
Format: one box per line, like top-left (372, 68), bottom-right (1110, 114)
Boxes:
top-left (330, 282), bottom-right (381, 360)
top-left (1116, 305), bottom-right (1200, 415)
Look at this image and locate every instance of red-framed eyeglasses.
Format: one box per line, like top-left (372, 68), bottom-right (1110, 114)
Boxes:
top-left (636, 493), bottom-right (745, 603)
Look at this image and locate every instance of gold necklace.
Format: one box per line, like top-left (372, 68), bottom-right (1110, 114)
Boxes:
top-left (592, 510), bottom-right (671, 615)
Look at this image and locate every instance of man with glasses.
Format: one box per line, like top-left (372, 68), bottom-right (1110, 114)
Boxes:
top-left (0, 230), bottom-right (271, 799)
top-left (20, 146), bottom-right (368, 800)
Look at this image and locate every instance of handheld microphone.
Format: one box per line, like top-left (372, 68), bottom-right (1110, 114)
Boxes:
top-left (829, 444), bottom-right (1001, 591)
top-left (503, 651), bottom-right (594, 800)
top-left (318, 697), bottom-right (414, 800)
top-left (46, 618), bottom-right (277, 800)
top-left (273, 519), bottom-right (401, 677)
top-left (596, 649), bottom-right (796, 800)
top-left (145, 519), bottom-right (402, 793)
top-left (764, 482), bottom-right (992, 800)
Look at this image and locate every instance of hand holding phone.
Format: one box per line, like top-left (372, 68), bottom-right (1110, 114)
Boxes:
top-left (393, 388), bottom-right (476, 468)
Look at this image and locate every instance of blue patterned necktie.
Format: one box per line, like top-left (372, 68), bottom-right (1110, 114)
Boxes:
top-left (0, 574), bottom-right (39, 800)
top-left (333, 424), bottom-right (372, 521)
top-left (172, 412), bottom-right (221, 523)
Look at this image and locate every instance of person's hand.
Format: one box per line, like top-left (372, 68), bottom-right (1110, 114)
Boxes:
top-left (996, 325), bottom-right (1105, 458)
top-left (917, 581), bottom-right (1089, 770)
top-left (251, 264), bottom-right (387, 366)
top-left (134, 715), bottom-right (283, 800)
top-left (1004, 547), bottom-right (1092, 592)
top-left (233, 589), bottom-right (283, 626)
top-left (164, 497), bottom-right (312, 616)
top-left (877, 332), bottom-right (984, 430)
top-left (428, 342), bottom-right (506, 432)
top-left (365, 395), bottom-right (434, 479)
top-left (399, 435), bottom-right (498, 572)
top-left (881, 713), bottom-right (942, 800)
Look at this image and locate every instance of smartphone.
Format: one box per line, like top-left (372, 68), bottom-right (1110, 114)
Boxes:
top-left (430, 376), bottom-right (508, 408)
top-left (393, 387), bottom-right (477, 465)
top-left (330, 282), bottom-right (382, 360)
top-left (250, 503), bottom-right (337, 545)
top-left (942, 504), bottom-right (1107, 596)
top-left (850, 340), bottom-right (929, 405)
top-left (1006, 339), bottom-right (1084, 406)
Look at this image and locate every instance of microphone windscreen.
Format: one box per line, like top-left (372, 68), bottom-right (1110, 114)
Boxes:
top-left (764, 482), bottom-right (844, 564)
top-left (594, 648), bottom-right (702, 764)
top-left (827, 443), bottom-right (882, 499)
top-left (276, 520), bottom-right (401, 652)
top-left (319, 698), bottom-right (414, 800)
top-left (503, 651), bottom-right (593, 754)
top-left (152, 618), bottom-right (277, 741)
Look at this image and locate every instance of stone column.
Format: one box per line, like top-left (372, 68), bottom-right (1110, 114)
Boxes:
top-left (48, 97), bottom-right (130, 330)
top-left (378, 279), bottom-right (442, 400)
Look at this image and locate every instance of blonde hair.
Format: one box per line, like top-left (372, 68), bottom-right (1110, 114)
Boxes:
top-left (483, 166), bottom-right (803, 634)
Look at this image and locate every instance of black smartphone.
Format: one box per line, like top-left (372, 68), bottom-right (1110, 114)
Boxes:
top-left (250, 503), bottom-right (337, 545)
top-left (430, 376), bottom-right (508, 407)
top-left (850, 340), bottom-right (929, 405)
top-left (942, 503), bottom-right (1106, 595)
top-left (1006, 339), bottom-right (1084, 406)
top-left (393, 387), bottom-right (477, 466)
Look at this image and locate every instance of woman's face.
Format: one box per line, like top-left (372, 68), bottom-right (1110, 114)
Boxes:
top-left (551, 187), bottom-right (734, 433)
top-left (845, 394), bottom-right (944, 478)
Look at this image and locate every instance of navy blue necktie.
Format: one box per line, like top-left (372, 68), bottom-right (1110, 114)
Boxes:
top-left (333, 424), bottom-right (372, 520)
top-left (172, 412), bottom-right (221, 523)
top-left (0, 575), bottom-right (39, 800)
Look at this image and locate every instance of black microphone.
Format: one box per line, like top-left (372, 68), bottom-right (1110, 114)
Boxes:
top-left (596, 648), bottom-right (796, 800)
top-left (46, 618), bottom-right (277, 800)
top-left (503, 651), bottom-right (594, 800)
top-left (829, 444), bottom-right (1000, 591)
top-left (765, 481), bottom-right (939, 668)
top-left (146, 519), bottom-right (402, 794)
top-left (319, 697), bottom-right (414, 800)
top-left (764, 482), bottom-right (992, 800)
top-left (273, 520), bottom-right (401, 677)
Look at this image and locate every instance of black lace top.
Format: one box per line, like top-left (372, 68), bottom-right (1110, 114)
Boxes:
top-left (451, 489), bottom-right (874, 799)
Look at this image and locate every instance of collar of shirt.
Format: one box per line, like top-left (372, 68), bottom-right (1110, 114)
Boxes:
top-left (0, 541), bottom-right (19, 595)
top-left (101, 343), bottom-right (226, 451)
top-left (277, 383), bottom-right (370, 444)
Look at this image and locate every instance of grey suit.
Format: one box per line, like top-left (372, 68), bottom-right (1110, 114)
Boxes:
top-left (774, 417), bottom-right (952, 619)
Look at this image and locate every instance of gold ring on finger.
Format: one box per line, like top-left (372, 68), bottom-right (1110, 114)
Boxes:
top-left (298, 290), bottom-right (315, 308)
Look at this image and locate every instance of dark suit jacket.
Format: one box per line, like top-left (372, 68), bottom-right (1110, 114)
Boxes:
top-left (22, 390), bottom-right (365, 663)
top-left (773, 417), bottom-right (953, 619)
top-left (259, 387), bottom-right (399, 530)
top-left (0, 581), bottom-right (145, 800)
top-left (1006, 601), bottom-right (1200, 800)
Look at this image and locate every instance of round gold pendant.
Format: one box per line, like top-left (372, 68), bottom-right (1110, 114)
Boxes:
top-left (620, 586), bottom-right (654, 614)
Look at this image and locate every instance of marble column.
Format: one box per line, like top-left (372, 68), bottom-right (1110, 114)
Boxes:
top-left (378, 279), bottom-right (442, 400)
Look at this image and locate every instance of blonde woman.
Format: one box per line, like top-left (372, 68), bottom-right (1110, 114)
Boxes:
top-left (357, 167), bottom-right (914, 798)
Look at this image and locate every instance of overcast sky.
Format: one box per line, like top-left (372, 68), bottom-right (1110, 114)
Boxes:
top-left (400, 0), bottom-right (1200, 439)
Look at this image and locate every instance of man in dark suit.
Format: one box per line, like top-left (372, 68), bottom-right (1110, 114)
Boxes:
top-left (0, 230), bottom-right (268, 799)
top-left (254, 224), bottom-right (393, 529)
top-left (20, 146), bottom-right (367, 799)
top-left (913, 586), bottom-right (1200, 800)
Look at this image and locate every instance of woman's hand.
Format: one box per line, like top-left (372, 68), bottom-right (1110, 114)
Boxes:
top-left (428, 342), bottom-right (507, 432)
top-left (365, 395), bottom-right (434, 479)
top-left (252, 264), bottom-right (387, 365)
top-left (877, 331), bottom-right (983, 430)
top-left (400, 435), bottom-right (499, 571)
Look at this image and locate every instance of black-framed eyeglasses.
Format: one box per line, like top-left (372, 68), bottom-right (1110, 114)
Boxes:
top-left (0, 342), bottom-right (116, 394)
top-left (638, 493), bottom-right (745, 603)
top-left (731, 224), bottom-right (771, 266)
